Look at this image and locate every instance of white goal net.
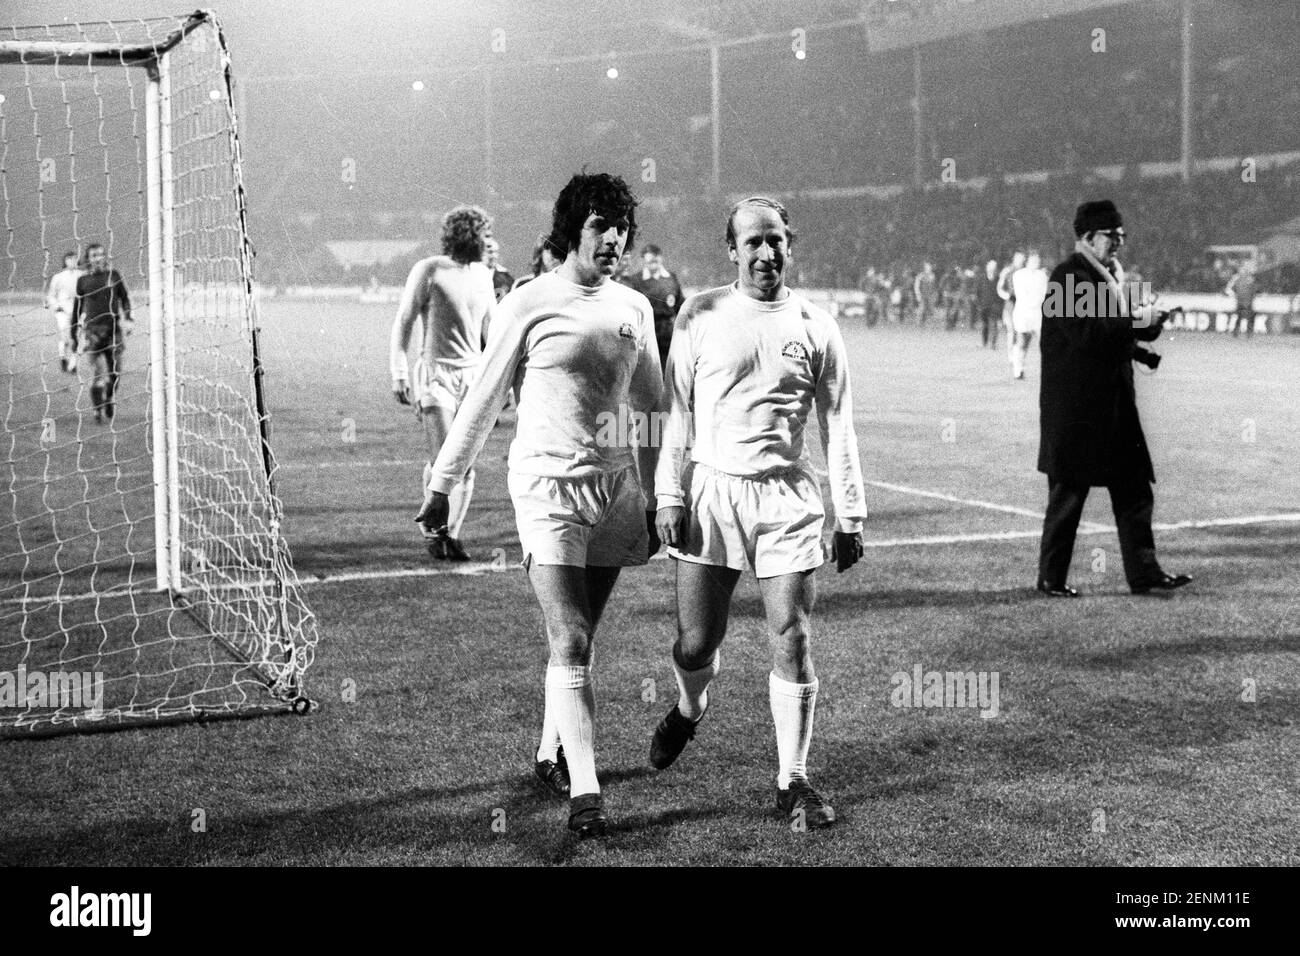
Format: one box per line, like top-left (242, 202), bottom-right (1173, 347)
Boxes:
top-left (1, 11), bottom-right (318, 736)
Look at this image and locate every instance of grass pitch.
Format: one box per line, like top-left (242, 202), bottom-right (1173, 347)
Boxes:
top-left (2, 301), bottom-right (1296, 866)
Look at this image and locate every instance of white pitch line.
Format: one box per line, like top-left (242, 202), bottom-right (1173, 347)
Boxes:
top-left (864, 512), bottom-right (1300, 547)
top-left (865, 529), bottom-right (1042, 547)
top-left (1152, 512), bottom-right (1300, 531)
top-left (866, 479), bottom-right (1047, 519)
top-left (280, 458), bottom-right (423, 471)
top-left (865, 478), bottom-right (1110, 532)
top-left (5, 513), bottom-right (1297, 606)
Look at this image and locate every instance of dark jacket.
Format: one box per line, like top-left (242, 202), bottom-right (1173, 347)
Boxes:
top-left (72, 268), bottom-right (131, 339)
top-left (621, 269), bottom-right (683, 351)
top-left (975, 271), bottom-right (1001, 312)
top-left (1037, 252), bottom-right (1160, 487)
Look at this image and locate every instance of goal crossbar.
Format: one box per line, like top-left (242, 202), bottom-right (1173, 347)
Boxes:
top-left (0, 11), bottom-right (208, 66)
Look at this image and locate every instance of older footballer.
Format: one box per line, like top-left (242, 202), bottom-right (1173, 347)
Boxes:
top-left (650, 196), bottom-right (867, 828)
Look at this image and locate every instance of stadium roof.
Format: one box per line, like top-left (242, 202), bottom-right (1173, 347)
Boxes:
top-left (466, 0), bottom-right (1150, 60)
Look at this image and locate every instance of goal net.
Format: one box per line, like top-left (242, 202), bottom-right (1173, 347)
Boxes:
top-left (1, 11), bottom-right (318, 736)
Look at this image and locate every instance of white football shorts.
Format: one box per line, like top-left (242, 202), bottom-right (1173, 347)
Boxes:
top-left (508, 464), bottom-right (649, 569)
top-left (413, 358), bottom-right (475, 412)
top-left (669, 461), bottom-right (826, 578)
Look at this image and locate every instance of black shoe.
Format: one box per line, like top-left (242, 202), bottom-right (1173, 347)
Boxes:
top-left (428, 533), bottom-right (471, 561)
top-left (776, 779), bottom-right (836, 829)
top-left (1130, 572), bottom-right (1193, 595)
top-left (534, 746), bottom-right (570, 797)
top-left (567, 792), bottom-right (608, 839)
top-left (649, 704), bottom-right (702, 770)
top-left (1037, 579), bottom-right (1079, 598)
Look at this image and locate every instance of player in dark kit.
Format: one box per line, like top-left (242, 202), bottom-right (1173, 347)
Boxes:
top-left (484, 237), bottom-right (515, 304)
top-left (620, 243), bottom-right (684, 370)
top-left (71, 243), bottom-right (133, 424)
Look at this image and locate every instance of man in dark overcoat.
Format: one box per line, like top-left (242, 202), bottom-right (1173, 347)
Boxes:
top-left (1036, 200), bottom-right (1193, 597)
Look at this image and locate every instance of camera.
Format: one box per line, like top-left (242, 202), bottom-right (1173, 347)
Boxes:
top-left (1131, 306), bottom-right (1181, 370)
top-left (1133, 345), bottom-right (1161, 370)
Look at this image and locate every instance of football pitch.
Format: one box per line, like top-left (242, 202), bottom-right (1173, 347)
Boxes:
top-left (2, 299), bottom-right (1297, 866)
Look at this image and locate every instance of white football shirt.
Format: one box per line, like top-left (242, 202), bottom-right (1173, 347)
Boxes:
top-left (428, 270), bottom-right (663, 497)
top-left (389, 257), bottom-right (496, 383)
top-left (655, 283), bottom-right (866, 533)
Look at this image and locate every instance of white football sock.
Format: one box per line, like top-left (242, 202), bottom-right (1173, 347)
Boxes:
top-left (536, 695), bottom-right (559, 763)
top-left (546, 664), bottom-right (598, 796)
top-left (447, 466), bottom-right (475, 538)
top-left (769, 672), bottom-right (818, 789)
top-left (537, 645), bottom-right (594, 763)
top-left (672, 647), bottom-right (719, 722)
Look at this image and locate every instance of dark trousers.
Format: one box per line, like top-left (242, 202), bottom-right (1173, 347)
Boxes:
top-left (1233, 308), bottom-right (1254, 337)
top-left (88, 339), bottom-right (125, 410)
top-left (657, 333), bottom-right (672, 374)
top-left (1039, 477), bottom-right (1160, 587)
top-left (978, 305), bottom-right (1000, 348)
top-left (916, 292), bottom-right (935, 325)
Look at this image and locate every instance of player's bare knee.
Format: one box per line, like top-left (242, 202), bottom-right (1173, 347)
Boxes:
top-left (771, 627), bottom-right (814, 681)
top-left (547, 628), bottom-right (594, 667)
top-left (673, 635), bottom-right (718, 672)
top-left (543, 611), bottom-right (594, 665)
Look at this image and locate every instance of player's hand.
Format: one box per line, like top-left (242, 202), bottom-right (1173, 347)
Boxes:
top-left (831, 530), bottom-right (864, 573)
top-left (415, 490), bottom-right (450, 535)
top-left (645, 510), bottom-right (661, 557)
top-left (122, 318), bottom-right (135, 336)
top-left (393, 379), bottom-right (413, 406)
top-left (656, 505), bottom-right (686, 550)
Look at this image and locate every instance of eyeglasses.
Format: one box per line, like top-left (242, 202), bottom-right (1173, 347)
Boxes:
top-left (1100, 229), bottom-right (1126, 245)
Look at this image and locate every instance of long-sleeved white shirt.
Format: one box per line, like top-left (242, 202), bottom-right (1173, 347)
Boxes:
top-left (46, 268), bottom-right (80, 313)
top-left (428, 270), bottom-right (663, 497)
top-left (655, 283), bottom-right (867, 533)
top-left (389, 257), bottom-right (495, 382)
top-left (1010, 266), bottom-right (1048, 334)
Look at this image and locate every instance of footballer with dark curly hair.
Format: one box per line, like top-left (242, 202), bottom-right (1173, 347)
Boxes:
top-left (390, 205), bottom-right (496, 560)
top-left (549, 171), bottom-right (638, 260)
top-left (417, 172), bottom-right (662, 838)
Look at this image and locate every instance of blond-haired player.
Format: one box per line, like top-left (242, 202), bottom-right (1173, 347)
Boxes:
top-left (390, 205), bottom-right (496, 560)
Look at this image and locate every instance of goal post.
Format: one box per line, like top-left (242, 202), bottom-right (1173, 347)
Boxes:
top-left (0, 11), bottom-right (319, 736)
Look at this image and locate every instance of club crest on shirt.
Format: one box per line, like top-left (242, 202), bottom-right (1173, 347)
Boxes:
top-left (781, 340), bottom-right (810, 363)
top-left (618, 322), bottom-right (637, 341)
top-left (665, 294), bottom-right (676, 308)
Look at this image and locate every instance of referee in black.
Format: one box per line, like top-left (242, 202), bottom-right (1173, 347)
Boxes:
top-left (1036, 200), bottom-right (1192, 597)
top-left (620, 243), bottom-right (683, 371)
